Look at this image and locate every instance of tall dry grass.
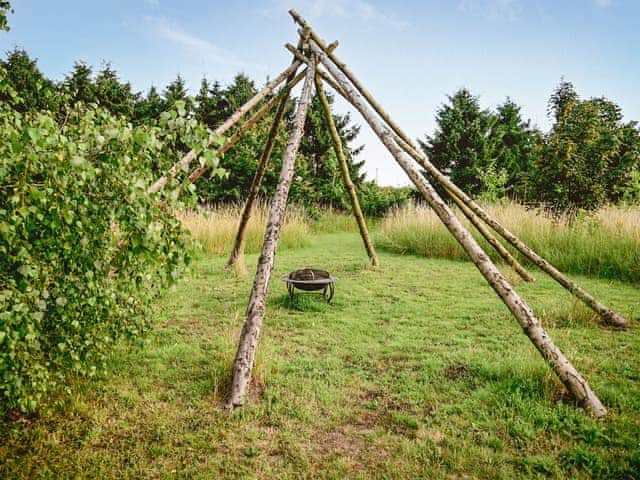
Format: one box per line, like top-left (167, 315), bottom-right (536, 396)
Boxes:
top-left (180, 203), bottom-right (310, 256)
top-left (377, 202), bottom-right (640, 283)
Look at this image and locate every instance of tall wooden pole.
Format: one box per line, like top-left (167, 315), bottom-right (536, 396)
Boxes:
top-left (226, 41), bottom-right (339, 269)
top-left (315, 74), bottom-right (379, 266)
top-left (149, 61), bottom-right (303, 193)
top-left (290, 11), bottom-right (627, 330)
top-left (226, 58), bottom-right (317, 408)
top-left (312, 41), bottom-right (607, 416)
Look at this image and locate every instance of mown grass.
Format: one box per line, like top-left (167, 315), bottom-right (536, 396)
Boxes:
top-left (1, 228), bottom-right (639, 479)
top-left (377, 202), bottom-right (640, 284)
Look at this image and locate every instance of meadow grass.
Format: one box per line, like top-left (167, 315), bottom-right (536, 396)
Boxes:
top-left (1, 231), bottom-right (639, 479)
top-left (377, 202), bottom-right (640, 283)
top-left (180, 203), bottom-right (310, 256)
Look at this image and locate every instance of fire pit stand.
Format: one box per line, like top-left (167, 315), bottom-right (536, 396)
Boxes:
top-left (281, 268), bottom-right (338, 303)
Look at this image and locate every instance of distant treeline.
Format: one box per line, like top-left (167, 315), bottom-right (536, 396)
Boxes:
top-left (421, 84), bottom-right (640, 214)
top-left (1, 48), bottom-right (414, 215)
top-left (2, 46), bottom-right (639, 214)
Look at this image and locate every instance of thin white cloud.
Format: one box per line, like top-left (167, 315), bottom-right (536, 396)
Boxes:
top-left (144, 16), bottom-right (258, 71)
top-left (144, 0), bottom-right (159, 6)
top-left (458, 0), bottom-right (522, 21)
top-left (594, 0), bottom-right (612, 7)
top-left (261, 0), bottom-right (409, 30)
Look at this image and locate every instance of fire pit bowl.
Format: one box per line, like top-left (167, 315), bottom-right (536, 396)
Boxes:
top-left (281, 268), bottom-right (338, 303)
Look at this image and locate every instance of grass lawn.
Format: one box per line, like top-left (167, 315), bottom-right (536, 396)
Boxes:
top-left (1, 232), bottom-right (639, 479)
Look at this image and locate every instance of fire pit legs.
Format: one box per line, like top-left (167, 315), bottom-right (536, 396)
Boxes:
top-left (282, 268), bottom-right (337, 304)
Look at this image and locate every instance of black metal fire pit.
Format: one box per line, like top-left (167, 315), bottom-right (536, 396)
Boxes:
top-left (281, 268), bottom-right (338, 303)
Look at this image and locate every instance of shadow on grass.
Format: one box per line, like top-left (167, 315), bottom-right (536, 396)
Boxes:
top-left (276, 293), bottom-right (337, 312)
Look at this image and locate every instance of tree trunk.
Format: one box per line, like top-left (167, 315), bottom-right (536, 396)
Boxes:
top-left (313, 42), bottom-right (607, 417)
top-left (290, 12), bottom-right (627, 329)
top-left (149, 61), bottom-right (302, 193)
top-left (314, 74), bottom-right (379, 266)
top-left (226, 59), bottom-right (317, 408)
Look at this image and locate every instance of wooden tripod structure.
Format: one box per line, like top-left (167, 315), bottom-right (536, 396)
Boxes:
top-left (151, 11), bottom-right (630, 417)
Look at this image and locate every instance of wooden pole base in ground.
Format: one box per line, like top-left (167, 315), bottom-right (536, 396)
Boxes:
top-left (312, 40), bottom-right (607, 417)
top-left (226, 41), bottom-right (339, 269)
top-left (226, 58), bottom-right (317, 409)
top-left (315, 74), bottom-right (379, 267)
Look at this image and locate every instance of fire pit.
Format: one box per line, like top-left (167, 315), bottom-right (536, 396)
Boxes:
top-left (281, 268), bottom-right (338, 303)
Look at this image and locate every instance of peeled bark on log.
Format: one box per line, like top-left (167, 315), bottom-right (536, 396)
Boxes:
top-left (290, 14), bottom-right (627, 330)
top-left (149, 60), bottom-right (302, 193)
top-left (314, 42), bottom-right (607, 417)
top-left (314, 74), bottom-right (379, 266)
top-left (226, 60), bottom-right (317, 409)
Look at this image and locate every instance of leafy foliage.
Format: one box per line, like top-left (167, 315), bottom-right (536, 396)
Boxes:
top-left (358, 183), bottom-right (412, 217)
top-left (535, 80), bottom-right (640, 214)
top-left (0, 84), bottom-right (220, 412)
top-left (1, 49), bottom-right (368, 209)
top-left (0, 0), bottom-right (12, 31)
top-left (420, 83), bottom-right (640, 212)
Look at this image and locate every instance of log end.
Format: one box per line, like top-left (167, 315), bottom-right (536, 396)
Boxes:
top-left (601, 311), bottom-right (628, 329)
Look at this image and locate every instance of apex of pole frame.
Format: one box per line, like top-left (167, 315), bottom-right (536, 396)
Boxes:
top-left (288, 9), bottom-right (306, 26)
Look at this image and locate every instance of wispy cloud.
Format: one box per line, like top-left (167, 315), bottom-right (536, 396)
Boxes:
top-left (594, 0), bottom-right (612, 7)
top-left (260, 0), bottom-right (409, 30)
top-left (143, 16), bottom-right (258, 71)
top-left (143, 0), bottom-right (159, 6)
top-left (458, 0), bottom-right (522, 21)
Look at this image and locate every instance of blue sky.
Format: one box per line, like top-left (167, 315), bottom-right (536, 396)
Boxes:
top-left (2, 0), bottom-right (639, 185)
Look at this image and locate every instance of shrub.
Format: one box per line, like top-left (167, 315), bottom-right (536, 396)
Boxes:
top-left (0, 95), bottom-right (218, 412)
top-left (358, 183), bottom-right (412, 217)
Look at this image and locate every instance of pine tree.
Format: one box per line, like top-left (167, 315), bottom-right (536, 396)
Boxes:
top-left (0, 48), bottom-right (59, 112)
top-left (63, 61), bottom-right (96, 106)
top-left (133, 86), bottom-right (165, 124)
top-left (93, 63), bottom-right (135, 118)
top-left (492, 98), bottom-right (539, 200)
top-left (163, 75), bottom-right (192, 111)
top-left (420, 89), bottom-right (497, 197)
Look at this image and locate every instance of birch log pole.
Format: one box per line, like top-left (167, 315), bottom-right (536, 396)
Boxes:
top-left (226, 41), bottom-right (339, 269)
top-left (315, 74), bottom-right (379, 266)
top-left (291, 12), bottom-right (627, 330)
top-left (226, 59), bottom-right (317, 408)
top-left (312, 42), bottom-right (607, 416)
top-left (149, 61), bottom-right (302, 193)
